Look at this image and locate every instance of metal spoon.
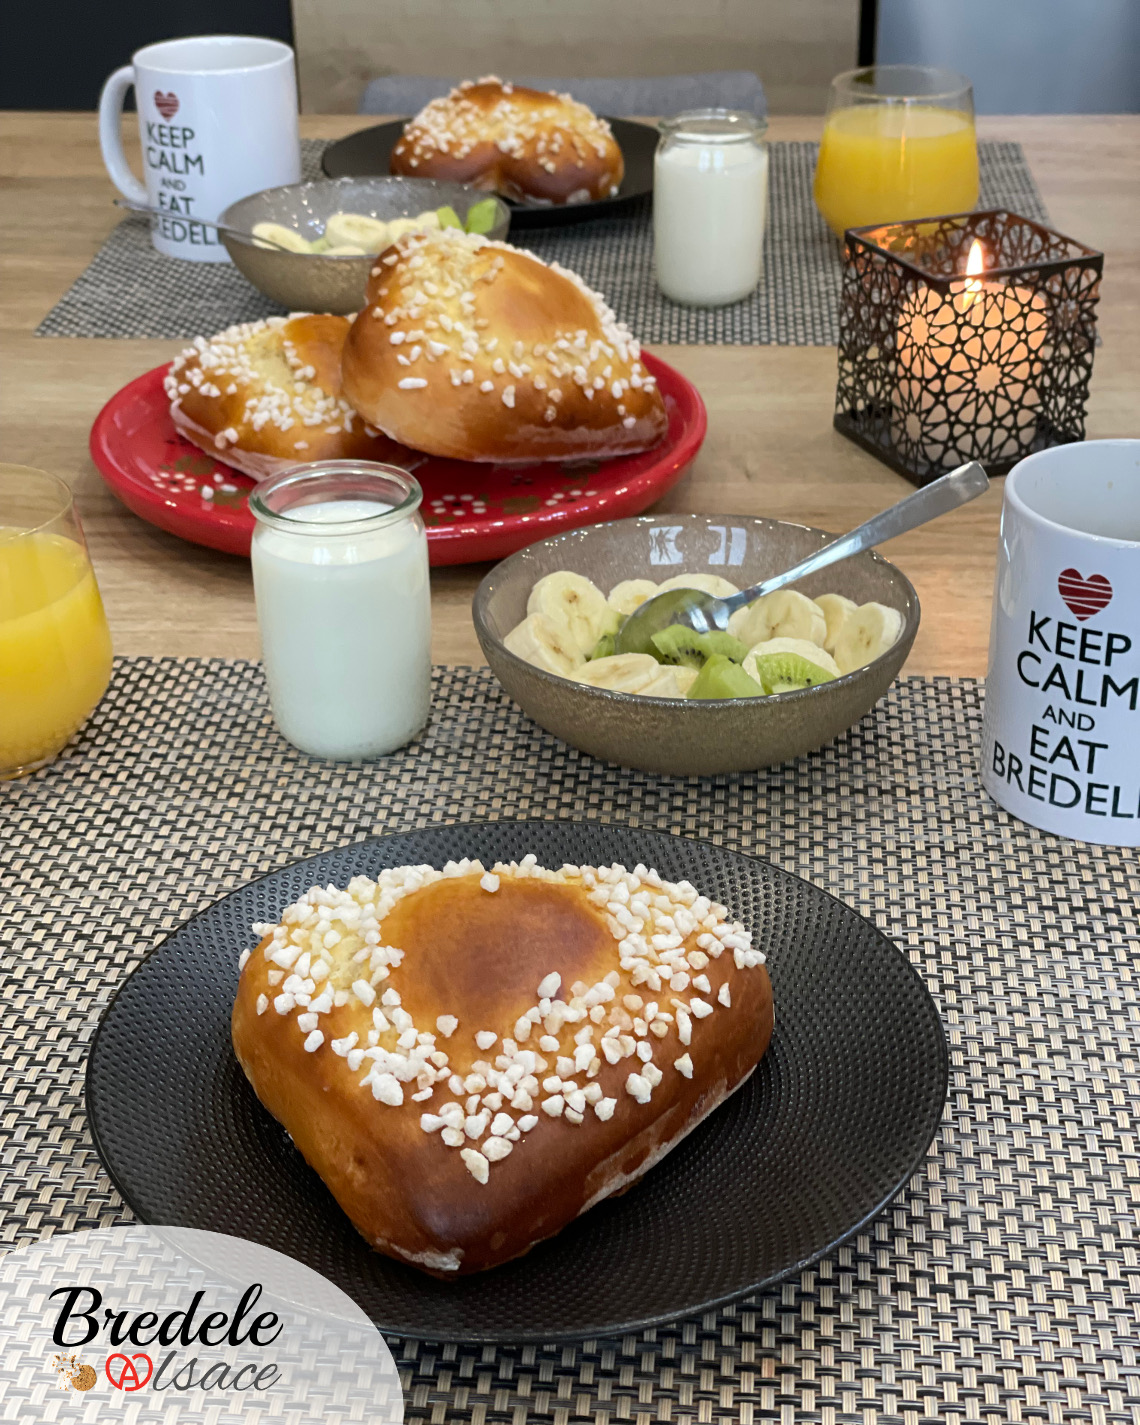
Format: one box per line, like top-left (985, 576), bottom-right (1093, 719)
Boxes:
top-left (113, 198), bottom-right (295, 251)
top-left (615, 460), bottom-right (990, 655)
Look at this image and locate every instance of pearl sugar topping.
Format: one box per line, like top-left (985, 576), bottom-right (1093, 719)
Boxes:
top-left (370, 227), bottom-right (657, 429)
top-left (243, 858), bottom-right (762, 1185)
top-left (397, 76), bottom-right (617, 177)
top-left (163, 316), bottom-right (373, 450)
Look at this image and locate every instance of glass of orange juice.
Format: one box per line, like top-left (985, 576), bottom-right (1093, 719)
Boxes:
top-left (814, 65), bottom-right (979, 237)
top-left (0, 466), bottom-right (113, 779)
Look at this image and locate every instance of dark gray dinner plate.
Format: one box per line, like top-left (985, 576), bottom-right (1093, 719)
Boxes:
top-left (85, 821), bottom-right (947, 1343)
top-left (320, 118), bottom-right (657, 228)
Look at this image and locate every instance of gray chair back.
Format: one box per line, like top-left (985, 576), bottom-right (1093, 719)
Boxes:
top-left (359, 71), bottom-right (765, 117)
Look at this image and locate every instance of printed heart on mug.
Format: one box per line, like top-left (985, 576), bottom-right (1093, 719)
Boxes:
top-left (1057, 568), bottom-right (1113, 622)
top-left (154, 91), bottom-right (179, 119)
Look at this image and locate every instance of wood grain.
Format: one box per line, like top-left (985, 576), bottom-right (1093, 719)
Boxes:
top-left (0, 114), bottom-right (1136, 675)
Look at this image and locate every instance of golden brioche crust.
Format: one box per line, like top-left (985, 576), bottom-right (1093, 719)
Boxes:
top-left (391, 77), bottom-right (624, 206)
top-left (340, 228), bottom-right (668, 463)
top-left (231, 857), bottom-right (773, 1276)
top-left (164, 314), bottom-right (404, 481)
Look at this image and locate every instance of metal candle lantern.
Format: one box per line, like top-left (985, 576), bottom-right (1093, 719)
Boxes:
top-left (834, 209), bottom-right (1103, 485)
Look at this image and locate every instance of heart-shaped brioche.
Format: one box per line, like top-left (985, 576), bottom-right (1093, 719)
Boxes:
top-left (232, 857), bottom-right (773, 1275)
top-left (390, 77), bottom-right (624, 206)
top-left (340, 227), bottom-right (669, 463)
top-left (164, 314), bottom-right (404, 481)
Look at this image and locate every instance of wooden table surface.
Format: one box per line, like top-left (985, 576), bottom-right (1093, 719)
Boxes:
top-left (1, 113), bottom-right (1136, 675)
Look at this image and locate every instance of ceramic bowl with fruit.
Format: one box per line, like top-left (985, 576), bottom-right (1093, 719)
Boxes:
top-left (218, 176), bottom-right (511, 315)
top-left (473, 513), bottom-right (919, 775)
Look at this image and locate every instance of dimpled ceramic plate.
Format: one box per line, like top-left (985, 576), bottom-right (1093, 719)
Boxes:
top-left (88, 353), bottom-right (704, 565)
top-left (86, 821), bottom-right (948, 1343)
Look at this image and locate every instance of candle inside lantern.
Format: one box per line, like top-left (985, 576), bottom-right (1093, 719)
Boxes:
top-left (893, 239), bottom-right (1049, 468)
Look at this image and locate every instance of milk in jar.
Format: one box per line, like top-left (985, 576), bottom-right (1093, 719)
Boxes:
top-left (654, 110), bottom-right (769, 307)
top-left (250, 463), bottom-right (430, 759)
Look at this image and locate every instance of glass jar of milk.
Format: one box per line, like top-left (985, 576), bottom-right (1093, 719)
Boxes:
top-left (654, 109), bottom-right (769, 306)
top-left (249, 462), bottom-right (431, 759)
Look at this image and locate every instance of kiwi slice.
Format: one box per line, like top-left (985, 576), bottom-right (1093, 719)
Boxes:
top-left (436, 205), bottom-right (463, 229)
top-left (588, 633), bottom-right (616, 660)
top-left (686, 654), bottom-right (764, 700)
top-left (651, 625), bottom-right (748, 668)
top-left (465, 198), bottom-right (499, 234)
top-left (749, 651), bottom-right (836, 695)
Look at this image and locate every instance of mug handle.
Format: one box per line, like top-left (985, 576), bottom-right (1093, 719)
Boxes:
top-left (98, 65), bottom-right (148, 205)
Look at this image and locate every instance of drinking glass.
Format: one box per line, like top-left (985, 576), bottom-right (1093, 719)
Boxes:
top-left (0, 466), bottom-right (113, 779)
top-left (813, 65), bottom-right (979, 237)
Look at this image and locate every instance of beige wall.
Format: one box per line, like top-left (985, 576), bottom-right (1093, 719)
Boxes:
top-left (292, 0), bottom-right (859, 115)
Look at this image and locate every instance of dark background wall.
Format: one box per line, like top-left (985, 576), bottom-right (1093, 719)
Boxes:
top-left (0, 0), bottom-right (294, 110)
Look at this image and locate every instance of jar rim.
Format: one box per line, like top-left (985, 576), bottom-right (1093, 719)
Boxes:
top-left (249, 460), bottom-right (423, 535)
top-left (658, 108), bottom-right (768, 142)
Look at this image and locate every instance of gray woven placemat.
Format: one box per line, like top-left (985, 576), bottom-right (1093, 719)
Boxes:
top-left (36, 140), bottom-right (1045, 345)
top-left (3, 659), bottom-right (1138, 1424)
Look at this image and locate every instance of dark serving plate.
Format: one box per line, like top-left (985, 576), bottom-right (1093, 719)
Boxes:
top-left (86, 821), bottom-right (948, 1343)
top-left (321, 118), bottom-right (657, 228)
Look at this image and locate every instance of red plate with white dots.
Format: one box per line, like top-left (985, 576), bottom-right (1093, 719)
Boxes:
top-left (89, 353), bottom-right (706, 566)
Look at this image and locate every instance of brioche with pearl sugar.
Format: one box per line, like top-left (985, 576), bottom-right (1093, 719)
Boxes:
top-left (231, 856), bottom-right (773, 1275)
top-left (390, 77), bottom-right (624, 206)
top-left (164, 314), bottom-right (401, 481)
top-left (340, 227), bottom-right (668, 462)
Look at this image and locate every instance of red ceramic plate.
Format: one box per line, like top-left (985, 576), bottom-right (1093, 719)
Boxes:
top-left (89, 353), bottom-right (706, 566)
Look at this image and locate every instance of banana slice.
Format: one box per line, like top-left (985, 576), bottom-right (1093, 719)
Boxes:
top-left (639, 668), bottom-right (690, 698)
top-left (832, 602), bottom-right (905, 674)
top-left (573, 653), bottom-right (667, 694)
top-left (527, 571), bottom-right (610, 657)
top-left (607, 578), bottom-right (660, 617)
top-left (413, 208), bottom-right (441, 229)
top-left (814, 593), bottom-right (858, 654)
top-left (726, 605), bottom-right (753, 641)
top-left (742, 637), bottom-right (841, 679)
top-left (251, 221), bottom-right (312, 254)
top-left (324, 212), bottom-right (390, 253)
top-left (504, 613), bottom-right (584, 677)
top-left (670, 666), bottom-right (700, 696)
top-left (385, 217), bottom-right (422, 243)
top-left (324, 243), bottom-right (368, 256)
top-left (658, 573), bottom-right (740, 598)
top-left (729, 589), bottom-right (826, 649)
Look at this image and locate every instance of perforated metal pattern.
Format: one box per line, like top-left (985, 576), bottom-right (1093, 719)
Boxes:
top-left (3, 661), bottom-right (1138, 1422)
top-left (835, 210), bottom-right (1102, 483)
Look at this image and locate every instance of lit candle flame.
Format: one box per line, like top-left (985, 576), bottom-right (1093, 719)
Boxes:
top-left (963, 239), bottom-right (985, 307)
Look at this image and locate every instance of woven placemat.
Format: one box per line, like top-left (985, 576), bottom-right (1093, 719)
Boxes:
top-left (3, 659), bottom-right (1138, 1423)
top-left (36, 140), bottom-right (1046, 345)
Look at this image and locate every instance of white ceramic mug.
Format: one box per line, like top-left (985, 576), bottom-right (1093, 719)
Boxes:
top-left (98, 34), bottom-right (300, 263)
top-left (980, 439), bottom-right (1140, 845)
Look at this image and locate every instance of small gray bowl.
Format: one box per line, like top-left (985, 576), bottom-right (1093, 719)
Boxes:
top-left (473, 513), bottom-right (920, 776)
top-left (218, 176), bottom-right (511, 315)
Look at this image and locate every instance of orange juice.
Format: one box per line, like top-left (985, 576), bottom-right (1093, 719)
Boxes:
top-left (814, 105), bottom-right (979, 236)
top-left (0, 530), bottom-right (113, 774)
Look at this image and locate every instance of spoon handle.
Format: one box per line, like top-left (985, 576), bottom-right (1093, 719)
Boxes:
top-left (721, 460), bottom-right (990, 613)
top-left (112, 199), bottom-right (281, 249)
